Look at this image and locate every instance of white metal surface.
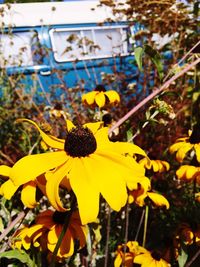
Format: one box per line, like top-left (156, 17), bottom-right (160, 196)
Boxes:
top-left (0, 1), bottom-right (123, 27)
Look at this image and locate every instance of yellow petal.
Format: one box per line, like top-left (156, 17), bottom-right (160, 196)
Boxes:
top-left (66, 119), bottom-right (75, 132)
top-left (16, 119), bottom-right (65, 149)
top-left (0, 179), bottom-right (19, 199)
top-left (21, 181), bottom-right (38, 208)
top-left (176, 143), bottom-right (193, 162)
top-left (10, 151), bottom-right (67, 186)
top-left (95, 92), bottom-right (106, 108)
top-left (114, 254), bottom-right (122, 267)
top-left (0, 165), bottom-right (11, 177)
top-left (105, 90), bottom-right (120, 104)
top-left (82, 91), bottom-right (97, 105)
top-left (147, 192), bottom-right (170, 209)
top-left (68, 158), bottom-right (100, 224)
top-left (194, 144), bottom-right (200, 163)
top-left (46, 159), bottom-right (73, 211)
top-left (83, 155), bottom-right (128, 211)
top-left (169, 142), bottom-right (185, 154)
top-left (84, 122), bottom-right (103, 135)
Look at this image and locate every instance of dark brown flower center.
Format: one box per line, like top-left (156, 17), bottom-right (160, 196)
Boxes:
top-left (52, 211), bottom-right (69, 224)
top-left (94, 84), bottom-right (106, 92)
top-left (64, 127), bottom-right (97, 157)
top-left (151, 251), bottom-right (161, 261)
top-left (189, 124), bottom-right (200, 144)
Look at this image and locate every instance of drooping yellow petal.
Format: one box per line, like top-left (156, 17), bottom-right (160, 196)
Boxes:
top-left (95, 92), bottom-right (106, 108)
top-left (16, 119), bottom-right (65, 150)
top-left (104, 90), bottom-right (120, 104)
top-left (0, 165), bottom-right (11, 177)
top-left (169, 142), bottom-right (185, 154)
top-left (176, 143), bottom-right (193, 162)
top-left (46, 159), bottom-right (73, 211)
top-left (0, 179), bottom-right (19, 199)
top-left (82, 91), bottom-right (97, 105)
top-left (68, 158), bottom-right (100, 224)
top-left (21, 181), bottom-right (38, 208)
top-left (114, 254), bottom-right (122, 267)
top-left (10, 151), bottom-right (68, 186)
top-left (147, 192), bottom-right (170, 209)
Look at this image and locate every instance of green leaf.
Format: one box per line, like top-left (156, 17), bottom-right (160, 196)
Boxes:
top-left (134, 46), bottom-right (144, 71)
top-left (178, 247), bottom-right (188, 267)
top-left (144, 45), bottom-right (164, 80)
top-left (0, 249), bottom-right (35, 267)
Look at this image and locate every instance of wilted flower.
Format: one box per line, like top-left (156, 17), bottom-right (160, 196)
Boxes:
top-left (10, 119), bottom-right (147, 224)
top-left (82, 84), bottom-right (120, 108)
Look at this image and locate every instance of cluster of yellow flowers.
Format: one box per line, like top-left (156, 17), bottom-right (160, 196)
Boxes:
top-left (0, 87), bottom-right (172, 265)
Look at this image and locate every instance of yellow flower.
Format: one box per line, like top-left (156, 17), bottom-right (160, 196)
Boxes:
top-left (169, 124), bottom-right (200, 162)
top-left (114, 241), bottom-right (147, 267)
top-left (12, 210), bottom-right (87, 260)
top-left (139, 158), bottom-right (170, 173)
top-left (0, 165), bottom-right (46, 208)
top-left (82, 85), bottom-right (120, 108)
top-left (10, 119), bottom-right (146, 224)
top-left (128, 177), bottom-right (169, 209)
top-left (176, 165), bottom-right (200, 183)
top-left (134, 250), bottom-right (171, 267)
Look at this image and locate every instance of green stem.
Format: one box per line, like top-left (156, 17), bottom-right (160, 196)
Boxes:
top-left (49, 194), bottom-right (77, 267)
top-left (142, 205), bottom-right (149, 247)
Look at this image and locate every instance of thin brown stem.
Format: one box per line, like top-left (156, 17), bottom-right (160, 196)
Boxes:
top-left (109, 57), bottom-right (200, 134)
top-left (104, 206), bottom-right (111, 267)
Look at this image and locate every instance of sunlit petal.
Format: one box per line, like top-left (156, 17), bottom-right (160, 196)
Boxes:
top-left (0, 179), bottom-right (18, 199)
top-left (16, 119), bottom-right (64, 149)
top-left (68, 158), bottom-right (100, 224)
top-left (21, 181), bottom-right (38, 208)
top-left (105, 90), bottom-right (120, 104)
top-left (95, 92), bottom-right (106, 108)
top-left (0, 165), bottom-right (11, 177)
top-left (147, 192), bottom-right (170, 209)
top-left (10, 151), bottom-right (67, 186)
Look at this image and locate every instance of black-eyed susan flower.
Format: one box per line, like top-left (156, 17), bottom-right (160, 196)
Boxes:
top-left (139, 158), bottom-right (170, 173)
top-left (169, 124), bottom-right (200, 163)
top-left (128, 177), bottom-right (169, 209)
top-left (12, 210), bottom-right (87, 260)
top-left (134, 249), bottom-right (171, 267)
top-left (0, 165), bottom-right (46, 208)
top-left (114, 241), bottom-right (147, 267)
top-left (82, 84), bottom-right (120, 108)
top-left (176, 165), bottom-right (200, 183)
top-left (9, 119), bottom-right (146, 224)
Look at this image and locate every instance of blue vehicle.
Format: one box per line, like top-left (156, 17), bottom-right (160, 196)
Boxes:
top-left (0, 1), bottom-right (139, 105)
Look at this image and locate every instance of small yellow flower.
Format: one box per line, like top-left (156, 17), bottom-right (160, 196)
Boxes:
top-left (10, 119), bottom-right (146, 224)
top-left (128, 177), bottom-right (169, 209)
top-left (114, 241), bottom-right (147, 267)
top-left (176, 165), bottom-right (200, 183)
top-left (177, 223), bottom-right (200, 246)
top-left (82, 85), bottom-right (120, 108)
top-left (134, 250), bottom-right (171, 267)
top-left (169, 124), bottom-right (200, 162)
top-left (12, 210), bottom-right (87, 260)
top-left (139, 158), bottom-right (170, 173)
